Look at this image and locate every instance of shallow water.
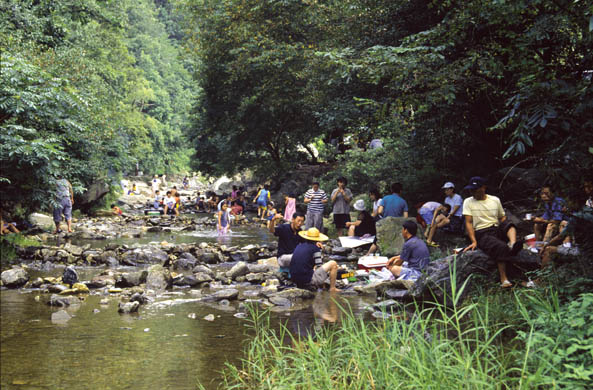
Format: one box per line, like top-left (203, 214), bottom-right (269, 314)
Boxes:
top-left (1, 221), bottom-right (377, 390)
top-left (0, 288), bottom-right (373, 390)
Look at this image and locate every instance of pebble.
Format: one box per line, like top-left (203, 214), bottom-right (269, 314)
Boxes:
top-left (99, 298), bottom-right (109, 305)
top-left (203, 314), bottom-right (215, 322)
top-left (233, 312), bottom-right (247, 319)
top-left (93, 309), bottom-right (100, 314)
top-left (187, 313), bottom-right (196, 319)
top-left (144, 328), bottom-right (150, 332)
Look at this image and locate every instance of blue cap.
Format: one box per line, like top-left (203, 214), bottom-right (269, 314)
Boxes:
top-left (464, 177), bottom-right (486, 190)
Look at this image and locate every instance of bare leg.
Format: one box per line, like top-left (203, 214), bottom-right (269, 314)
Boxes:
top-left (366, 243), bottom-right (377, 256)
top-left (347, 225), bottom-right (356, 236)
top-left (506, 227), bottom-right (517, 245)
top-left (54, 221), bottom-right (61, 234)
top-left (541, 246), bottom-right (557, 268)
top-left (387, 264), bottom-right (402, 278)
top-left (163, 205), bottom-right (168, 215)
top-left (427, 215), bottom-right (449, 243)
top-left (498, 262), bottom-right (510, 285)
top-left (322, 261), bottom-right (341, 292)
top-left (543, 223), bottom-right (557, 243)
top-left (66, 219), bottom-right (73, 233)
top-left (336, 227), bottom-right (343, 236)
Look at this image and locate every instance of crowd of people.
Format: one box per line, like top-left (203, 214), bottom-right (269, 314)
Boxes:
top-left (40, 171), bottom-right (593, 293)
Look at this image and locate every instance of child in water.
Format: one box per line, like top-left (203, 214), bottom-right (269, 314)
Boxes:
top-left (264, 202), bottom-right (277, 229)
top-left (217, 202), bottom-right (231, 235)
top-left (111, 204), bottom-right (123, 216)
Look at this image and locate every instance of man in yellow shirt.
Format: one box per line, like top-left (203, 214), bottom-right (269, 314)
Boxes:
top-left (462, 177), bottom-right (523, 288)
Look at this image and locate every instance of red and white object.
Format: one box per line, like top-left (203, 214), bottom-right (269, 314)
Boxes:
top-left (357, 256), bottom-right (389, 271)
top-left (525, 234), bottom-right (536, 248)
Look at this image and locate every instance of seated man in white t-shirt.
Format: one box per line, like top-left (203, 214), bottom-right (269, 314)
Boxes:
top-left (462, 177), bottom-right (523, 288)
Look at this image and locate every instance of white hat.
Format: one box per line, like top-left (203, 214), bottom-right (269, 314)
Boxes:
top-left (353, 199), bottom-right (366, 211)
top-left (442, 182), bottom-right (455, 189)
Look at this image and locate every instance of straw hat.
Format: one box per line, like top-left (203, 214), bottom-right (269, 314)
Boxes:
top-left (298, 227), bottom-right (329, 242)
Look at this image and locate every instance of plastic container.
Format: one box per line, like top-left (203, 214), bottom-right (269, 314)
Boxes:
top-left (524, 234), bottom-right (536, 248)
top-left (357, 256), bottom-right (389, 271)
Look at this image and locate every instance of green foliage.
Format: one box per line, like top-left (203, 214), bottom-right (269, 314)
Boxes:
top-left (516, 292), bottom-right (593, 389)
top-left (0, 0), bottom-right (195, 214)
top-left (0, 233), bottom-right (40, 268)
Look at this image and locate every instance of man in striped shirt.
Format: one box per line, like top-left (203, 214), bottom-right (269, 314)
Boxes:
top-left (304, 182), bottom-right (328, 231)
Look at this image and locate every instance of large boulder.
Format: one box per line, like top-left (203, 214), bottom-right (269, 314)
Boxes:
top-left (375, 217), bottom-right (422, 256)
top-left (145, 265), bottom-right (171, 291)
top-left (115, 271), bottom-right (148, 288)
top-left (78, 180), bottom-right (109, 211)
top-left (1, 267), bottom-right (29, 288)
top-left (408, 250), bottom-right (540, 305)
top-left (28, 213), bottom-right (55, 231)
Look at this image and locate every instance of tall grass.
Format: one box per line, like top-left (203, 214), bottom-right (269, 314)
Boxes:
top-left (212, 261), bottom-right (591, 389)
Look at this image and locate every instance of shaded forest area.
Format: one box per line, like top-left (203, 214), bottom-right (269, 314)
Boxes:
top-left (183, 0), bottom-right (592, 202)
top-left (1, 0), bottom-right (592, 212)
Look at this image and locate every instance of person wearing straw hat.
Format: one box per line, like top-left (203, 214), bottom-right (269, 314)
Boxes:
top-left (346, 199), bottom-right (376, 237)
top-left (290, 228), bottom-right (341, 292)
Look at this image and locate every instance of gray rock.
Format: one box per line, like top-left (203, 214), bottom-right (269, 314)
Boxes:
top-left (247, 264), bottom-right (273, 273)
top-left (130, 292), bottom-right (149, 305)
top-left (354, 280), bottom-right (414, 295)
top-left (203, 314), bottom-right (215, 321)
top-left (229, 252), bottom-right (250, 263)
top-left (193, 272), bottom-right (214, 283)
top-left (51, 310), bottom-right (72, 324)
top-left (1, 268), bottom-right (29, 288)
top-left (175, 253), bottom-right (198, 270)
top-left (245, 273), bottom-right (265, 284)
top-left (375, 217), bottom-right (422, 256)
top-left (331, 246), bottom-right (351, 256)
top-left (28, 213), bottom-right (54, 231)
top-left (373, 299), bottom-right (400, 310)
top-left (116, 271), bottom-right (147, 288)
top-left (199, 252), bottom-right (219, 264)
top-left (118, 301), bottom-right (140, 313)
top-left (192, 264), bottom-right (214, 276)
top-left (226, 261), bottom-right (249, 279)
top-left (268, 296), bottom-right (291, 306)
top-left (145, 265), bottom-right (171, 291)
top-left (79, 180), bottom-right (109, 209)
top-left (30, 277), bottom-right (44, 288)
top-left (88, 274), bottom-right (115, 288)
top-left (233, 312), bottom-right (248, 319)
top-left (48, 294), bottom-right (79, 307)
top-left (372, 311), bottom-right (391, 320)
top-left (265, 288), bottom-right (315, 301)
top-left (203, 288), bottom-right (239, 301)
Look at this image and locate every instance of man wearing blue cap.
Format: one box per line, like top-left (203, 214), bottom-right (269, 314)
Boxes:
top-left (462, 177), bottom-right (522, 288)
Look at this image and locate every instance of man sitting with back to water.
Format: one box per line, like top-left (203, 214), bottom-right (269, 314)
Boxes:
top-left (385, 220), bottom-right (430, 282)
top-left (462, 176), bottom-right (523, 288)
top-left (290, 228), bottom-right (340, 292)
top-left (268, 211), bottom-right (305, 268)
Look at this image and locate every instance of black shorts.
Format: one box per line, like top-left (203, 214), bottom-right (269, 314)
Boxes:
top-left (333, 213), bottom-right (351, 229)
top-left (475, 220), bottom-right (515, 262)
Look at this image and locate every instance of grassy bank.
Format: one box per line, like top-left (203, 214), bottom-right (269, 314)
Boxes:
top-left (211, 279), bottom-right (592, 390)
top-left (0, 234), bottom-right (40, 267)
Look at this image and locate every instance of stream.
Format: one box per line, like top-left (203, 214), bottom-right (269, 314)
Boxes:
top-left (1, 221), bottom-right (377, 390)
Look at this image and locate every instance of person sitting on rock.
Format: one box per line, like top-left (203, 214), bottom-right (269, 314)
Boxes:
top-left (385, 220), bottom-right (430, 282)
top-left (154, 190), bottom-right (163, 209)
top-left (346, 199), bottom-right (376, 237)
top-left (230, 200), bottom-right (243, 216)
top-left (111, 204), bottom-right (123, 216)
top-left (533, 186), bottom-right (567, 243)
top-left (264, 202), bottom-right (277, 229)
top-left (163, 191), bottom-right (178, 216)
top-left (462, 176), bottom-right (522, 288)
top-left (1, 212), bottom-right (20, 235)
top-left (379, 182), bottom-right (408, 218)
top-left (290, 227), bottom-right (340, 292)
top-left (441, 182), bottom-right (464, 233)
top-left (425, 204), bottom-right (453, 247)
top-left (269, 211), bottom-right (305, 268)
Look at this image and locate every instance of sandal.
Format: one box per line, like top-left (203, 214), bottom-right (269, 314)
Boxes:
top-left (500, 280), bottom-right (513, 288)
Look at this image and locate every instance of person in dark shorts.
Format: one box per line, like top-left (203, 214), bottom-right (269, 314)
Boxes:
top-left (331, 177), bottom-right (352, 236)
top-left (290, 228), bottom-right (340, 292)
top-left (462, 177), bottom-right (523, 288)
top-left (53, 174), bottom-right (74, 233)
top-left (346, 199), bottom-right (376, 237)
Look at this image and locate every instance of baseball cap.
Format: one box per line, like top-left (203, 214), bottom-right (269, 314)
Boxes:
top-left (442, 182), bottom-right (455, 189)
top-left (464, 177), bottom-right (486, 191)
top-left (353, 199), bottom-right (365, 211)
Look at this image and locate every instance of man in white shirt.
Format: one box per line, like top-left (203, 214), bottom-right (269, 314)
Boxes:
top-left (462, 177), bottom-right (522, 288)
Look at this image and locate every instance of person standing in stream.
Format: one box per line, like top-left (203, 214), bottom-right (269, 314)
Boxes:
top-left (53, 174), bottom-right (74, 234)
